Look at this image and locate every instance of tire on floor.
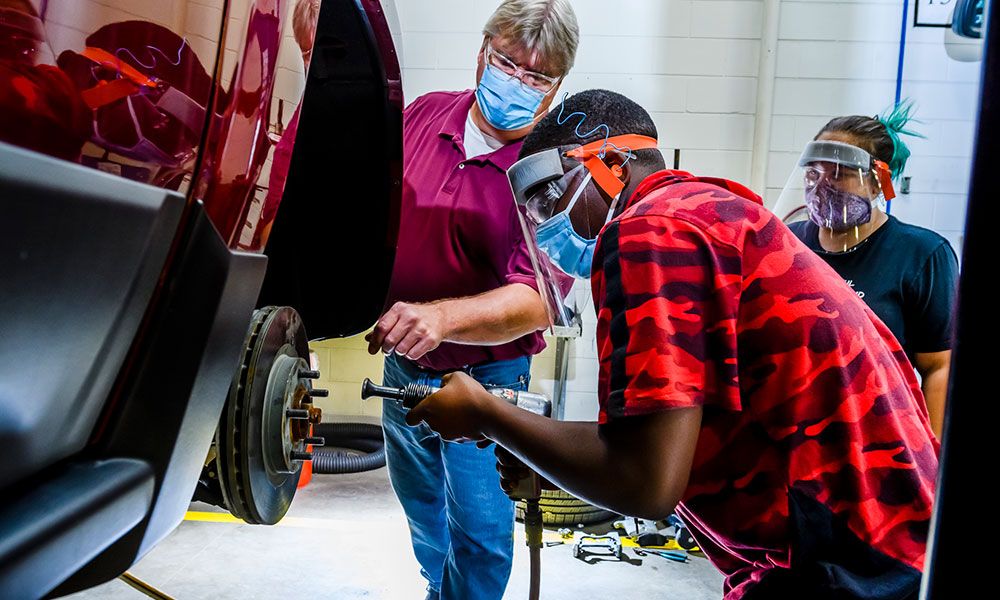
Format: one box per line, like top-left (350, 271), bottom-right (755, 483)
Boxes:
top-left (514, 489), bottom-right (616, 526)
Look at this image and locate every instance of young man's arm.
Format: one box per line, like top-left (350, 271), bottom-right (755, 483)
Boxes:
top-left (407, 212), bottom-right (738, 517)
top-left (406, 372), bottom-right (702, 519)
top-left (366, 283), bottom-right (548, 360)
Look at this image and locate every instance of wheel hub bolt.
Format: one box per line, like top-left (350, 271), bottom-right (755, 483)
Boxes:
top-left (286, 408), bottom-right (310, 419)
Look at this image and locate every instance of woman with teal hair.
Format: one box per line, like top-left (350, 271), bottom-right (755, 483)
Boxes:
top-left (784, 102), bottom-right (959, 438)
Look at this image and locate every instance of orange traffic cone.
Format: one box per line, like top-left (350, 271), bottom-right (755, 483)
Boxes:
top-left (298, 445), bottom-right (314, 489)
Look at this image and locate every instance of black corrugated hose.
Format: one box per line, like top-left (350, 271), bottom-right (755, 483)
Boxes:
top-left (311, 423), bottom-right (385, 474)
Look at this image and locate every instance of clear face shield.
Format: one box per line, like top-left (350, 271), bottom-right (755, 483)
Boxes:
top-left (507, 134), bottom-right (659, 327)
top-left (772, 140), bottom-right (896, 248)
top-left (509, 149), bottom-right (589, 328)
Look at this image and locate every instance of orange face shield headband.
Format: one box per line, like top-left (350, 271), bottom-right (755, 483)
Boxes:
top-left (873, 159), bottom-right (896, 202)
top-left (78, 47), bottom-right (160, 109)
top-left (564, 134), bottom-right (659, 199)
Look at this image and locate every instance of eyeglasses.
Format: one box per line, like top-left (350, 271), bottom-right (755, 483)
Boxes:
top-left (803, 163), bottom-right (865, 189)
top-left (485, 41), bottom-right (561, 94)
top-left (523, 165), bottom-right (587, 225)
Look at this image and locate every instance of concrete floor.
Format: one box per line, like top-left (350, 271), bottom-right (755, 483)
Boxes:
top-left (67, 467), bottom-right (723, 599)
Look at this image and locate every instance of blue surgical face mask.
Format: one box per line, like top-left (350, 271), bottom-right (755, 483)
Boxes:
top-left (476, 64), bottom-right (545, 131)
top-left (535, 173), bottom-right (617, 279)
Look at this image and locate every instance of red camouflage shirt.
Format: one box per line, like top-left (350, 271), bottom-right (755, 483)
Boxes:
top-left (591, 171), bottom-right (939, 599)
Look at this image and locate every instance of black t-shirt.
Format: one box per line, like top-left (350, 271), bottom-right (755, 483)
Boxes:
top-left (788, 215), bottom-right (959, 361)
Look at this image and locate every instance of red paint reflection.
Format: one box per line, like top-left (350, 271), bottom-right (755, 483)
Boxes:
top-left (0, 0), bottom-right (398, 254)
top-left (197, 0), bottom-right (282, 250)
top-left (0, 3), bottom-right (88, 161)
top-left (57, 20), bottom-right (213, 187)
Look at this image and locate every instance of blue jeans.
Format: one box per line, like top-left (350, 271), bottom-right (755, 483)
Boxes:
top-left (381, 353), bottom-right (530, 600)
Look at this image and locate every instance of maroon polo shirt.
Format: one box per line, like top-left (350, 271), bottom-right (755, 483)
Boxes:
top-left (388, 90), bottom-right (545, 371)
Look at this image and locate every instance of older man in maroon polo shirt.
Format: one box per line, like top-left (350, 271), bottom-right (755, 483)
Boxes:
top-left (363, 2), bottom-right (578, 598)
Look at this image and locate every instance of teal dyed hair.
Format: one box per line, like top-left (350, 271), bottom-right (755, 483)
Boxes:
top-left (816, 99), bottom-right (925, 180)
top-left (877, 99), bottom-right (925, 179)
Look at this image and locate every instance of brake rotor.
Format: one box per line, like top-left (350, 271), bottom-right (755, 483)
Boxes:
top-left (216, 306), bottom-right (324, 524)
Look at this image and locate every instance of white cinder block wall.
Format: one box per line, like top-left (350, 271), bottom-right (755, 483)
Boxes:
top-left (897, 21), bottom-right (980, 256)
top-left (44, 0), bottom-right (187, 62)
top-left (399, 0), bottom-right (764, 182)
top-left (316, 0), bottom-right (981, 423)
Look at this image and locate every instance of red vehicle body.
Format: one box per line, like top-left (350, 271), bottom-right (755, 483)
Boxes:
top-left (0, 0), bottom-right (402, 596)
top-left (2, 0), bottom-right (401, 252)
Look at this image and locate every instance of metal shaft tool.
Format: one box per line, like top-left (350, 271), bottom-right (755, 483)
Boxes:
top-left (361, 378), bottom-right (551, 417)
top-left (361, 377), bottom-right (550, 501)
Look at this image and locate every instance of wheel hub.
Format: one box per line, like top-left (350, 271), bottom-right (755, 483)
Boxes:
top-left (213, 306), bottom-right (326, 524)
top-left (263, 353), bottom-right (323, 475)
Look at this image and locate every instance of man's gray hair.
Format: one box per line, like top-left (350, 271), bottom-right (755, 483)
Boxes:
top-left (483, 0), bottom-right (580, 76)
top-left (293, 0), bottom-right (322, 55)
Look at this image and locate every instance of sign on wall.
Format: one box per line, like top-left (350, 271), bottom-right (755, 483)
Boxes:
top-left (915, 0), bottom-right (955, 27)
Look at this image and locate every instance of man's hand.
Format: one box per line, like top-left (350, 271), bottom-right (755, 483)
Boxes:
top-left (489, 445), bottom-right (558, 497)
top-left (405, 372), bottom-right (497, 441)
top-left (366, 301), bottom-right (447, 360)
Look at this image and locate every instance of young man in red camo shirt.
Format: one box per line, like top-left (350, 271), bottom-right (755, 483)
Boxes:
top-left (407, 90), bottom-right (940, 599)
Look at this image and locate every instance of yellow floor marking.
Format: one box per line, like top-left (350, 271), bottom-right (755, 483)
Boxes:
top-left (183, 511), bottom-right (399, 531)
top-left (184, 511), bottom-right (242, 524)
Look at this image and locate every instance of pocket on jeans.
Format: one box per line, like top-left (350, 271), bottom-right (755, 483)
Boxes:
top-left (480, 373), bottom-right (529, 391)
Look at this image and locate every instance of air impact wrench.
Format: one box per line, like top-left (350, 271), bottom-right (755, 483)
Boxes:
top-left (360, 378), bottom-right (550, 500)
top-left (361, 377), bottom-right (550, 597)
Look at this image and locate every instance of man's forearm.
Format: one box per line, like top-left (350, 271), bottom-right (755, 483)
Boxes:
top-left (483, 401), bottom-right (701, 519)
top-left (437, 283), bottom-right (548, 346)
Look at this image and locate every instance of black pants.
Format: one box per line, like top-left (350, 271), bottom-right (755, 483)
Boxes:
top-left (740, 488), bottom-right (923, 600)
